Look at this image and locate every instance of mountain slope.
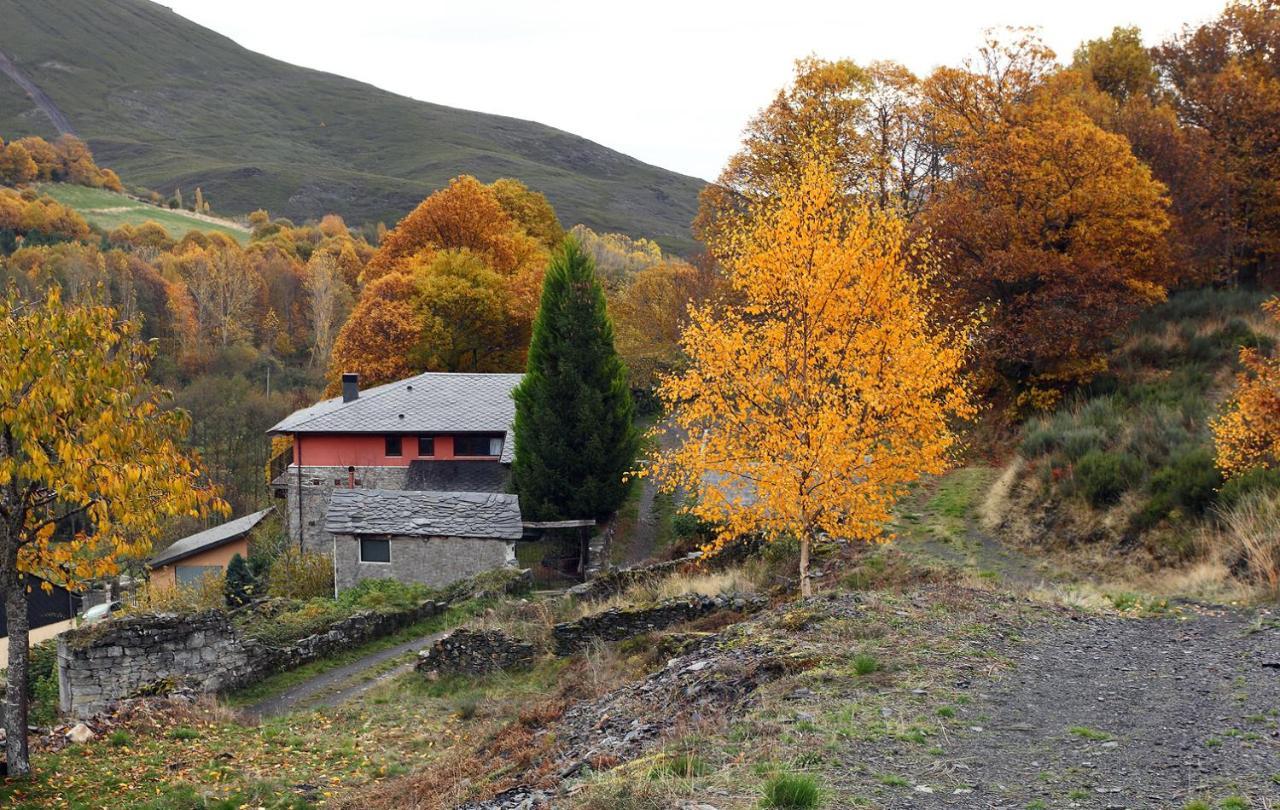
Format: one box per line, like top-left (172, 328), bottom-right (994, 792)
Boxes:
top-left (0, 0), bottom-right (703, 253)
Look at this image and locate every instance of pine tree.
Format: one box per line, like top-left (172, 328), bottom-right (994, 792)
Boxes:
top-left (513, 237), bottom-right (639, 520)
top-left (223, 553), bottom-right (254, 606)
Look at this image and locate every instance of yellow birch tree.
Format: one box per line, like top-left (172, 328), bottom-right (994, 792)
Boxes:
top-left (652, 158), bottom-right (976, 596)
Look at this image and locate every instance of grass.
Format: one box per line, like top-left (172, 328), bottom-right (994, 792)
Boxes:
top-left (761, 772), bottom-right (822, 809)
top-left (1069, 725), bottom-right (1114, 741)
top-left (852, 654), bottom-right (879, 676)
top-left (38, 183), bottom-right (250, 243)
top-left (1, 0), bottom-right (701, 251)
top-left (225, 601), bottom-right (482, 707)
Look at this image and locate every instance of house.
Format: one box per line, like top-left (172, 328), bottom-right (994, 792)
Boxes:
top-left (324, 489), bottom-right (523, 590)
top-left (149, 507), bottom-right (275, 588)
top-left (268, 371), bottom-right (525, 590)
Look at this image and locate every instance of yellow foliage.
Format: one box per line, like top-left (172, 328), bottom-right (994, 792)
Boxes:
top-left (651, 156), bottom-right (977, 594)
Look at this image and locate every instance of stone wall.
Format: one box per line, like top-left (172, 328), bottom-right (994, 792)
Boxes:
top-left (416, 629), bottom-right (536, 676)
top-left (333, 534), bottom-right (516, 592)
top-left (278, 465), bottom-right (410, 556)
top-left (566, 555), bottom-right (702, 602)
top-left (58, 596), bottom-right (447, 719)
top-left (552, 593), bottom-right (766, 656)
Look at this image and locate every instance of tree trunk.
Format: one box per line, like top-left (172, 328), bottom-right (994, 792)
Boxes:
top-left (4, 578), bottom-right (31, 777)
top-left (799, 533), bottom-right (812, 598)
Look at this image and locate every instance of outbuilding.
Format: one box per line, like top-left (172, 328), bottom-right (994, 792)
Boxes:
top-left (149, 508), bottom-right (275, 588)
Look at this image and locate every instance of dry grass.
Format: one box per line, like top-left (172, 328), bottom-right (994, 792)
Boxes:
top-left (978, 458), bottom-right (1022, 532)
top-left (121, 570), bottom-right (225, 615)
top-left (1211, 492), bottom-right (1280, 597)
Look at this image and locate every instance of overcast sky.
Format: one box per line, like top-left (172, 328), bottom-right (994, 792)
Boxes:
top-left (163, 0), bottom-right (1226, 181)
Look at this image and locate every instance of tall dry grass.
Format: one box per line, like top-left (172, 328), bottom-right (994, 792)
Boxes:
top-left (1216, 491), bottom-right (1280, 597)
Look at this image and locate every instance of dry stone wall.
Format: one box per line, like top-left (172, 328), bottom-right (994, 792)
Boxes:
top-left (58, 597), bottom-right (447, 719)
top-left (552, 593), bottom-right (766, 656)
top-left (416, 629), bottom-right (536, 675)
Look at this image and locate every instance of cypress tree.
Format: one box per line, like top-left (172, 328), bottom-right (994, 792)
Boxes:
top-left (513, 237), bottom-right (639, 520)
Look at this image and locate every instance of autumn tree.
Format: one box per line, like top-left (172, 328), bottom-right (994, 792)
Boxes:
top-left (328, 271), bottom-right (421, 386)
top-left (304, 250), bottom-right (352, 368)
top-left (568, 224), bottom-right (664, 288)
top-left (1073, 27), bottom-right (1224, 284)
top-left (610, 259), bottom-right (718, 393)
top-left (412, 249), bottom-right (526, 372)
top-left (329, 175), bottom-right (554, 387)
top-left (0, 141), bottom-right (38, 186)
top-left (1212, 298), bottom-right (1280, 475)
top-left (696, 57), bottom-right (937, 248)
top-left (1155, 1), bottom-right (1280, 284)
top-left (169, 235), bottom-right (264, 348)
top-left (490, 178), bottom-right (564, 250)
top-left (0, 290), bottom-right (223, 775)
top-left (921, 31), bottom-right (1171, 401)
top-left (513, 238), bottom-right (639, 521)
top-left (653, 158), bottom-right (976, 596)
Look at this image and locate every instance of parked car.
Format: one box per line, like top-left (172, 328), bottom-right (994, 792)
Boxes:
top-left (81, 601), bottom-right (121, 624)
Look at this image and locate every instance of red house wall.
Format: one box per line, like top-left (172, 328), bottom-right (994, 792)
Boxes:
top-left (292, 434), bottom-right (486, 467)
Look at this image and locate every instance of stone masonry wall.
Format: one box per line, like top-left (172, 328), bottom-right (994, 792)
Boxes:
top-left (58, 597), bottom-right (447, 719)
top-left (280, 465), bottom-right (409, 556)
top-left (334, 534), bottom-right (516, 592)
top-left (552, 593), bottom-right (766, 656)
top-left (416, 629), bottom-right (536, 676)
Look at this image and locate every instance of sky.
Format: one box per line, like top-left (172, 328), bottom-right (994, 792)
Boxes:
top-left (162, 0), bottom-right (1227, 182)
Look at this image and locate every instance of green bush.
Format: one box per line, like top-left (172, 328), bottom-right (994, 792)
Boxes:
top-left (1218, 466), bottom-right (1280, 512)
top-left (1019, 425), bottom-right (1058, 458)
top-left (1075, 450), bottom-right (1144, 507)
top-left (762, 772), bottom-right (822, 809)
top-left (1060, 426), bottom-right (1108, 462)
top-left (265, 548), bottom-right (333, 600)
top-left (1136, 446), bottom-right (1223, 530)
top-left (224, 552), bottom-right (255, 607)
top-left (336, 578), bottom-right (433, 613)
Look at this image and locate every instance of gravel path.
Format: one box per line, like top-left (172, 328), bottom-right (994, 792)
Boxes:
top-left (244, 629), bottom-right (448, 718)
top-left (855, 608), bottom-right (1280, 808)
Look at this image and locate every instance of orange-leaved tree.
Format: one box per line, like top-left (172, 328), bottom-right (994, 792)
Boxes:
top-left (921, 32), bottom-right (1172, 404)
top-left (0, 289), bottom-right (224, 776)
top-left (1212, 298), bottom-right (1280, 475)
top-left (652, 157), bottom-right (977, 596)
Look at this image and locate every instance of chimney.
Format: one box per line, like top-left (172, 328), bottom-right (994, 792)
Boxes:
top-left (341, 372), bottom-right (359, 403)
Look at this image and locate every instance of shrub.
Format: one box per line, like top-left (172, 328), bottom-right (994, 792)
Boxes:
top-left (1060, 426), bottom-right (1108, 462)
top-left (1019, 424), bottom-right (1057, 458)
top-left (1074, 450), bottom-right (1144, 507)
top-left (1217, 466), bottom-right (1280, 512)
top-left (265, 549), bottom-right (333, 600)
top-left (761, 772), bottom-right (822, 809)
top-left (224, 553), bottom-right (255, 607)
top-left (336, 577), bottom-right (432, 613)
top-left (1135, 446), bottom-right (1223, 530)
top-left (853, 653), bottom-right (879, 676)
top-left (125, 570), bottom-right (226, 615)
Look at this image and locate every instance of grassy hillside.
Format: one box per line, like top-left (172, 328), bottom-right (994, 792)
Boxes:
top-left (0, 0), bottom-right (703, 253)
top-left (989, 287), bottom-right (1280, 569)
top-left (39, 183), bottom-right (250, 243)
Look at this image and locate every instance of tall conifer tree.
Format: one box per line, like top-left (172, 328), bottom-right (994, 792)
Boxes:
top-left (513, 238), bottom-right (638, 520)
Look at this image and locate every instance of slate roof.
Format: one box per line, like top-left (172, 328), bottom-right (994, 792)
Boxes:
top-left (150, 508), bottom-right (274, 568)
top-left (324, 489), bottom-right (523, 540)
top-left (405, 460), bottom-right (511, 493)
top-left (268, 372), bottom-right (523, 463)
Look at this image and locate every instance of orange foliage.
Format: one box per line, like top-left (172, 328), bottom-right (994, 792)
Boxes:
top-left (921, 32), bottom-right (1171, 398)
top-left (328, 272), bottom-right (421, 387)
top-left (1213, 298), bottom-right (1280, 475)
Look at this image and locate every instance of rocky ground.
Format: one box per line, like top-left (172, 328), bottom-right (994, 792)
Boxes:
top-left (843, 606), bottom-right (1280, 808)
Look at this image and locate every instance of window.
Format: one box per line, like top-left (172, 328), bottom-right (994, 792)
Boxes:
top-left (385, 435), bottom-right (402, 457)
top-left (453, 433), bottom-right (504, 457)
top-left (359, 537), bottom-right (391, 563)
top-left (176, 565), bottom-right (221, 587)
top-left (418, 435), bottom-right (435, 457)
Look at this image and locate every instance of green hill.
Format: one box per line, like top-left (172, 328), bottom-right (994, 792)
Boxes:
top-left (39, 183), bottom-right (250, 243)
top-left (0, 0), bottom-right (703, 253)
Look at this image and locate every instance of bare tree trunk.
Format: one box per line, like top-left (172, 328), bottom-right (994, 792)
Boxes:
top-left (799, 533), bottom-right (812, 598)
top-left (4, 578), bottom-right (31, 776)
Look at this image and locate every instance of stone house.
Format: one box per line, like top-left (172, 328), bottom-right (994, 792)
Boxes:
top-left (268, 371), bottom-right (525, 592)
top-left (324, 489), bottom-right (522, 590)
